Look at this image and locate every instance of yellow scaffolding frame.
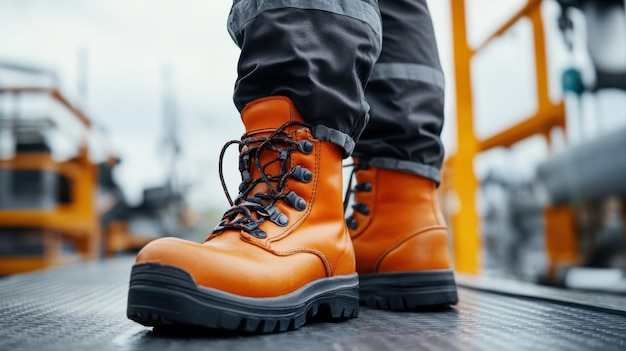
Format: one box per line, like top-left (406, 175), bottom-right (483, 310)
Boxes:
top-left (0, 87), bottom-right (154, 273)
top-left (448, 0), bottom-right (566, 273)
top-left (0, 87), bottom-right (99, 274)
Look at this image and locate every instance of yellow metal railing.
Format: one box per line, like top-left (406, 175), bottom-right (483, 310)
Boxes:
top-left (447, 0), bottom-right (566, 274)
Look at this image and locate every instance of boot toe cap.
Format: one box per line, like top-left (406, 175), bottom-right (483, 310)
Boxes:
top-left (135, 236), bottom-right (327, 298)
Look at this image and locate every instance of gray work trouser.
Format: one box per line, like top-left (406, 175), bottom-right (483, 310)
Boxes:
top-left (228, 0), bottom-right (445, 183)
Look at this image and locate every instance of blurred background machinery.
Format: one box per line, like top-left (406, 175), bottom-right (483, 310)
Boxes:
top-left (0, 62), bottom-right (192, 274)
top-left (443, 0), bottom-right (626, 293)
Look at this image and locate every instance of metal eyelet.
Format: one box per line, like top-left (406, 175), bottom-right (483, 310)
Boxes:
top-left (355, 182), bottom-right (372, 192)
top-left (249, 228), bottom-right (267, 239)
top-left (285, 191), bottom-right (307, 211)
top-left (353, 203), bottom-right (370, 215)
top-left (297, 140), bottom-right (313, 154)
top-left (242, 222), bottom-right (267, 239)
top-left (258, 206), bottom-right (289, 227)
top-left (292, 165), bottom-right (313, 183)
top-left (346, 217), bottom-right (358, 230)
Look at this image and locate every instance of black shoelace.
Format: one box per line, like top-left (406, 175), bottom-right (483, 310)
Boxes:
top-left (343, 159), bottom-right (372, 230)
top-left (213, 121), bottom-right (313, 239)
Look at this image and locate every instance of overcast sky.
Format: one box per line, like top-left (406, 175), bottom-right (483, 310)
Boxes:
top-left (2, 0), bottom-right (618, 210)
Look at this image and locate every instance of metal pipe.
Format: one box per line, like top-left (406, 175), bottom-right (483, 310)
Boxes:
top-left (538, 125), bottom-right (626, 204)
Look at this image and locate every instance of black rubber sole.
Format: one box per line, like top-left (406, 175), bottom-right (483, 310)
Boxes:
top-left (126, 263), bottom-right (359, 333)
top-left (359, 270), bottom-right (459, 310)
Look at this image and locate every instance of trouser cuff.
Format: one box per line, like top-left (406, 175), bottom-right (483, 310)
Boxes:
top-left (312, 125), bottom-right (356, 157)
top-left (356, 156), bottom-right (441, 184)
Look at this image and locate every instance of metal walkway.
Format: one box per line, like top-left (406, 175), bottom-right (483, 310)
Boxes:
top-left (1, 257), bottom-right (625, 351)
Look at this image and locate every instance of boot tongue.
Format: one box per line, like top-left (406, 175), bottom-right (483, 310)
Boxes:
top-left (240, 96), bottom-right (304, 134)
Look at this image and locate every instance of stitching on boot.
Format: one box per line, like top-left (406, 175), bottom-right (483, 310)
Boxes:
top-left (271, 247), bottom-right (333, 276)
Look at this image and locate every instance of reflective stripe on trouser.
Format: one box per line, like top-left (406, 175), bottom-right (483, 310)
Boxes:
top-left (228, 0), bottom-right (382, 156)
top-left (354, 0), bottom-right (445, 184)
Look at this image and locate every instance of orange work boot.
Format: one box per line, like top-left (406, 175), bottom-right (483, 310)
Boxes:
top-left (127, 96), bottom-right (358, 333)
top-left (345, 159), bottom-right (458, 310)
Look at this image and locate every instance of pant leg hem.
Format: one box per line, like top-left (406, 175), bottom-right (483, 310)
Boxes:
top-left (312, 125), bottom-right (355, 157)
top-left (356, 156), bottom-right (441, 184)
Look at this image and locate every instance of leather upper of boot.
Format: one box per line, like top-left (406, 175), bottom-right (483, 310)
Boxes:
top-left (347, 164), bottom-right (452, 274)
top-left (136, 96), bottom-right (355, 298)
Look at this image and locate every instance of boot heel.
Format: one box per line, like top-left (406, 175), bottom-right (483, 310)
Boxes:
top-left (359, 270), bottom-right (458, 310)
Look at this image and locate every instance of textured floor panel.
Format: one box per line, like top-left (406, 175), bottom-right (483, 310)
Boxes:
top-left (1, 257), bottom-right (625, 351)
top-left (457, 274), bottom-right (626, 314)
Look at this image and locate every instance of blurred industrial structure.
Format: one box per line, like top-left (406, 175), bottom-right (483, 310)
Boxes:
top-left (443, 0), bottom-right (626, 292)
top-left (0, 62), bottom-right (191, 274)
